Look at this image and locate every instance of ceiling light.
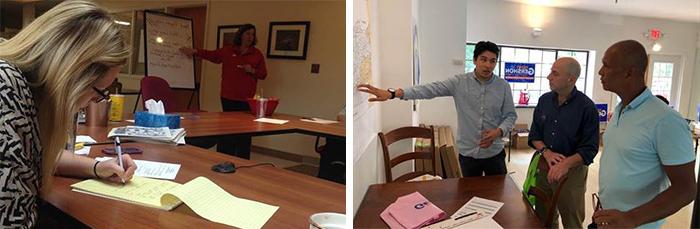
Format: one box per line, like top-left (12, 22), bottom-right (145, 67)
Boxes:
top-left (652, 42), bottom-right (662, 52)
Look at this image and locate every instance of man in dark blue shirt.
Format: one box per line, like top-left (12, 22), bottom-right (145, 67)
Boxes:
top-left (528, 57), bottom-right (599, 228)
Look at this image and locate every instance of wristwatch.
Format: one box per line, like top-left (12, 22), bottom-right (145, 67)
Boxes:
top-left (388, 88), bottom-right (396, 99)
top-left (537, 147), bottom-right (547, 155)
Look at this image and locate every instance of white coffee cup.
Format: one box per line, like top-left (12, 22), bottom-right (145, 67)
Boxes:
top-left (309, 212), bottom-right (345, 229)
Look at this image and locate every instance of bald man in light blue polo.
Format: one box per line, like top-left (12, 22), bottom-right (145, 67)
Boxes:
top-left (594, 40), bottom-right (696, 228)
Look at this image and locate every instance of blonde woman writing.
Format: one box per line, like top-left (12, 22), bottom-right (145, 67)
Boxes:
top-left (0, 1), bottom-right (137, 227)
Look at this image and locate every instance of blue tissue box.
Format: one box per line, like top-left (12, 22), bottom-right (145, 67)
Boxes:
top-left (134, 111), bottom-right (180, 129)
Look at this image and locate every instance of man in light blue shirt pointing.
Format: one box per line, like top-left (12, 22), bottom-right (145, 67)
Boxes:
top-left (593, 40), bottom-right (697, 228)
top-left (358, 41), bottom-right (517, 177)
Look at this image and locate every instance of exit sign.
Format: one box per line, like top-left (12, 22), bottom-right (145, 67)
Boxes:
top-left (650, 29), bottom-right (661, 40)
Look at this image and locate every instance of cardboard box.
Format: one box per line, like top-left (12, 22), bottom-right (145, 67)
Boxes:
top-left (513, 132), bottom-right (530, 149)
top-left (514, 123), bottom-right (528, 131)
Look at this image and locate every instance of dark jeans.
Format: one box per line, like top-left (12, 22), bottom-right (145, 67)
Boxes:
top-left (219, 98), bottom-right (252, 159)
top-left (459, 149), bottom-right (507, 177)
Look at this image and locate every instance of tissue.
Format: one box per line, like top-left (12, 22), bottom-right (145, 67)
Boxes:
top-left (145, 99), bottom-right (165, 114)
top-left (135, 99), bottom-right (180, 129)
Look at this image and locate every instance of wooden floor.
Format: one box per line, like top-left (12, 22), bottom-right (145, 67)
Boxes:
top-left (505, 147), bottom-right (698, 228)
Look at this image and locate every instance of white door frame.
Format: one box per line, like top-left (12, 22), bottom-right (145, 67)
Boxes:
top-left (646, 54), bottom-right (683, 110)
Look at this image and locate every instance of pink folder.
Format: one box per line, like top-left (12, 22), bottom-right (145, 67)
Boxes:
top-left (380, 203), bottom-right (407, 229)
top-left (380, 192), bottom-right (446, 229)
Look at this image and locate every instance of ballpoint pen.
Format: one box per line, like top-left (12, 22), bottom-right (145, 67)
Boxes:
top-left (454, 211), bottom-right (477, 220)
top-left (114, 137), bottom-right (125, 184)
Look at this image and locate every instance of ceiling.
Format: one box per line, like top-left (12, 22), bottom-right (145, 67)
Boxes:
top-left (504, 0), bottom-right (700, 23)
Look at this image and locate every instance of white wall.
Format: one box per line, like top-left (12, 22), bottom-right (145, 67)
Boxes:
top-left (414, 0), bottom-right (466, 130)
top-left (353, 0), bottom-right (415, 214)
top-left (469, 0), bottom-right (698, 120)
top-left (690, 31), bottom-right (700, 121)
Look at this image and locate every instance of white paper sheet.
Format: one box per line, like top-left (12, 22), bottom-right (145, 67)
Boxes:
top-left (96, 157), bottom-right (181, 180)
top-left (76, 135), bottom-right (97, 144)
top-left (451, 197), bottom-right (504, 219)
top-left (422, 215), bottom-right (502, 229)
top-left (254, 118), bottom-right (289, 124)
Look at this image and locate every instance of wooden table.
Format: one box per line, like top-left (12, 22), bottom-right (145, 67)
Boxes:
top-left (354, 176), bottom-right (542, 228)
top-left (42, 112), bottom-right (346, 228)
top-left (44, 143), bottom-right (344, 228)
top-left (80, 111), bottom-right (345, 141)
top-left (179, 112), bottom-right (345, 139)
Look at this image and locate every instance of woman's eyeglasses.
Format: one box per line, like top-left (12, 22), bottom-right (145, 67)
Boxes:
top-left (92, 86), bottom-right (110, 103)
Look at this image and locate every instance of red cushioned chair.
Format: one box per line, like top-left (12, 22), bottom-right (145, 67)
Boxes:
top-left (140, 76), bottom-right (201, 113)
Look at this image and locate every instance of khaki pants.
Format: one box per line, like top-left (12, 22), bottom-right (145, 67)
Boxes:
top-left (535, 164), bottom-right (588, 229)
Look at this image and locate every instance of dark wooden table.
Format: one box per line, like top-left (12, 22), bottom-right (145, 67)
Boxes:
top-left (80, 111), bottom-right (345, 141)
top-left (179, 112), bottom-right (345, 139)
top-left (44, 143), bottom-right (345, 228)
top-left (354, 175), bottom-right (542, 228)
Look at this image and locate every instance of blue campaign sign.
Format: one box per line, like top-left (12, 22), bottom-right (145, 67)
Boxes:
top-left (504, 62), bottom-right (535, 83)
top-left (596, 104), bottom-right (608, 122)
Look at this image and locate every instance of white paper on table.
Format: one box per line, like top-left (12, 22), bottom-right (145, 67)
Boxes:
top-left (300, 118), bottom-right (339, 124)
top-left (96, 157), bottom-right (181, 180)
top-left (176, 134), bottom-right (186, 145)
top-left (254, 118), bottom-right (289, 124)
top-left (76, 135), bottom-right (97, 144)
top-left (423, 214), bottom-right (503, 229)
top-left (75, 146), bottom-right (91, 155)
top-left (451, 197), bottom-right (504, 219)
top-left (516, 132), bottom-right (528, 137)
top-left (456, 217), bottom-right (502, 229)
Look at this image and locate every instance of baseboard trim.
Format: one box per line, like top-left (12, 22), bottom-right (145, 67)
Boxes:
top-left (252, 146), bottom-right (320, 166)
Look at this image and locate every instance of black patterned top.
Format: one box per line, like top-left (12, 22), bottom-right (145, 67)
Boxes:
top-left (0, 59), bottom-right (42, 228)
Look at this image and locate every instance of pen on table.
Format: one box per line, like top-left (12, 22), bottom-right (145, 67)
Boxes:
top-left (454, 211), bottom-right (477, 221)
top-left (114, 137), bottom-right (125, 184)
top-left (83, 140), bottom-right (133, 146)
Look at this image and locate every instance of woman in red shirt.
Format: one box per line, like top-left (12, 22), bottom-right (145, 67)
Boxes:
top-left (180, 24), bottom-right (267, 159)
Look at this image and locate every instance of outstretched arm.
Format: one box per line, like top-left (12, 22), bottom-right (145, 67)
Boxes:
top-left (357, 84), bottom-right (402, 102)
top-left (179, 47), bottom-right (223, 64)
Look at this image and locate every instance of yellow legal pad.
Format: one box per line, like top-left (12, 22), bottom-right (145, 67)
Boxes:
top-left (71, 176), bottom-right (279, 229)
top-left (71, 176), bottom-right (182, 210)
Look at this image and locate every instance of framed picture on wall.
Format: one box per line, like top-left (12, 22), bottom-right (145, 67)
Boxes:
top-left (217, 24), bottom-right (242, 49)
top-left (266, 21), bottom-right (310, 60)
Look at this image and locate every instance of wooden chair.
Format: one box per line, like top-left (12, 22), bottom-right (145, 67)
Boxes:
top-left (379, 126), bottom-right (436, 182)
top-left (524, 151), bottom-right (569, 228)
